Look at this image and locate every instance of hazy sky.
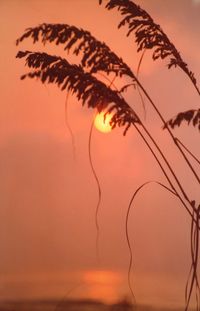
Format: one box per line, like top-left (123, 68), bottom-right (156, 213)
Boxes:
top-left (0, 0), bottom-right (200, 308)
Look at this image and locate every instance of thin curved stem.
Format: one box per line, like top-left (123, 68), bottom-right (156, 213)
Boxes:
top-left (125, 180), bottom-right (177, 305)
top-left (134, 76), bottom-right (200, 185)
top-left (88, 115), bottom-right (102, 261)
top-left (140, 123), bottom-right (194, 212)
top-left (185, 209), bottom-right (200, 311)
top-left (134, 124), bottom-right (194, 219)
top-left (88, 74), bottom-right (118, 261)
top-left (96, 74), bottom-right (197, 219)
top-left (136, 49), bottom-right (146, 120)
top-left (54, 281), bottom-right (86, 311)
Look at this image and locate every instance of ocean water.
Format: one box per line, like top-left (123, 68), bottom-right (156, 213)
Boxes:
top-left (0, 299), bottom-right (129, 311)
top-left (1, 269), bottom-right (194, 310)
top-left (0, 299), bottom-right (187, 311)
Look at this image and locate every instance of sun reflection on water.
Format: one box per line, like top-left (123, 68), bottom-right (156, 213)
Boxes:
top-left (82, 270), bottom-right (123, 303)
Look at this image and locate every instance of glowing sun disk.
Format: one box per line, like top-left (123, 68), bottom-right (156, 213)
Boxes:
top-left (94, 112), bottom-right (113, 133)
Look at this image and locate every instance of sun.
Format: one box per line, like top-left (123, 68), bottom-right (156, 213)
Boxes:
top-left (94, 111), bottom-right (113, 133)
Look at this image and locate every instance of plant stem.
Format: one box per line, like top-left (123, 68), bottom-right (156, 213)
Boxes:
top-left (175, 138), bottom-right (200, 166)
top-left (134, 76), bottom-right (200, 185)
top-left (134, 124), bottom-right (195, 220)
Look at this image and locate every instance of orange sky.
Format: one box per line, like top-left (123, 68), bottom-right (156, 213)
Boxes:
top-left (0, 0), bottom-right (200, 308)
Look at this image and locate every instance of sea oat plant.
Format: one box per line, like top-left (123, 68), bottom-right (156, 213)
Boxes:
top-left (16, 1), bottom-right (200, 310)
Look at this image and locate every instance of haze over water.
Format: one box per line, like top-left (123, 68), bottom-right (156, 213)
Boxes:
top-left (1, 268), bottom-right (190, 308)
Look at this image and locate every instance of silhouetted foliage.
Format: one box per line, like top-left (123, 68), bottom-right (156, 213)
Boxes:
top-left (16, 23), bottom-right (134, 79)
top-left (99, 0), bottom-right (200, 132)
top-left (99, 0), bottom-right (198, 91)
top-left (164, 109), bottom-right (200, 131)
top-left (16, 1), bottom-right (200, 311)
top-left (16, 50), bottom-right (140, 134)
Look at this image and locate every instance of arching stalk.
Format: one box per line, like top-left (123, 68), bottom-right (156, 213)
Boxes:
top-left (88, 116), bottom-right (102, 261)
top-left (96, 68), bottom-right (198, 219)
top-left (133, 124), bottom-right (195, 220)
top-left (134, 76), bottom-right (200, 185)
top-left (139, 123), bottom-right (195, 212)
top-left (125, 180), bottom-right (177, 305)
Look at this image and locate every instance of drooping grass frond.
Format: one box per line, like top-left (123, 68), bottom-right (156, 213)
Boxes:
top-left (164, 109), bottom-right (200, 131)
top-left (88, 117), bottom-right (102, 261)
top-left (100, 0), bottom-right (199, 92)
top-left (97, 1), bottom-right (200, 185)
top-left (16, 23), bottom-right (134, 79)
top-left (125, 180), bottom-right (177, 304)
top-left (16, 50), bottom-right (140, 134)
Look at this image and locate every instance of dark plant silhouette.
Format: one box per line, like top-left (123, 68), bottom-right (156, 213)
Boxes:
top-left (164, 109), bottom-right (200, 131)
top-left (16, 50), bottom-right (140, 134)
top-left (100, 0), bottom-right (199, 92)
top-left (16, 1), bottom-right (200, 310)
